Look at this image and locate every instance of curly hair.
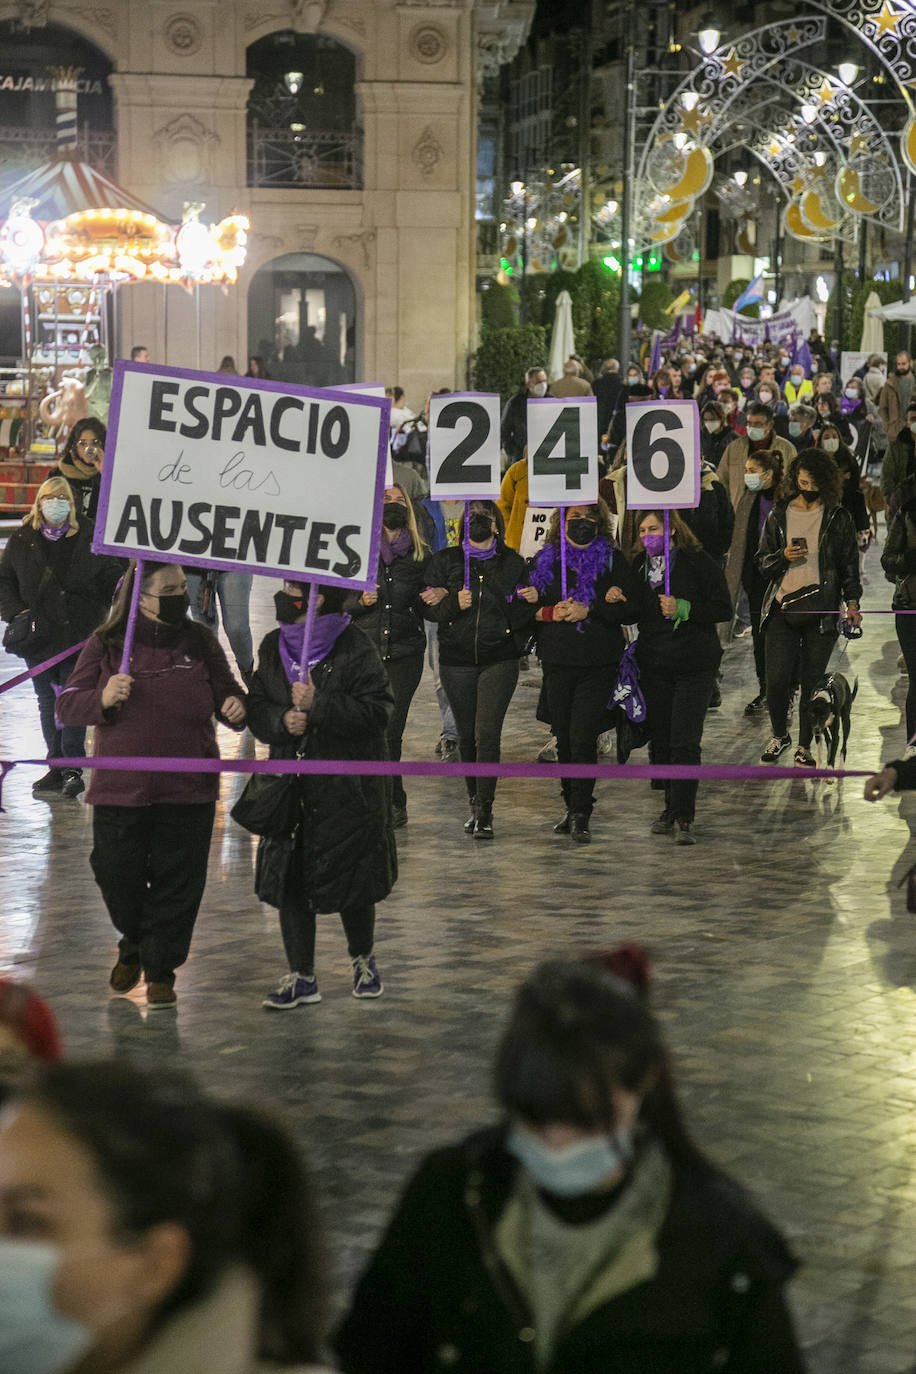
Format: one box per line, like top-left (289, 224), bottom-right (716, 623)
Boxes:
top-left (787, 449), bottom-right (841, 506)
top-left (544, 497), bottom-right (615, 546)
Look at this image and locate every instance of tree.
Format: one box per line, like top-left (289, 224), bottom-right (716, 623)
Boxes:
top-left (633, 278), bottom-right (674, 330)
top-left (479, 280), bottom-right (518, 332)
top-left (723, 278), bottom-right (760, 319)
top-left (471, 324), bottom-right (548, 407)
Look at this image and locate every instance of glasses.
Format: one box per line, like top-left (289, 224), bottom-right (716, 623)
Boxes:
top-left (76, 439), bottom-right (103, 453)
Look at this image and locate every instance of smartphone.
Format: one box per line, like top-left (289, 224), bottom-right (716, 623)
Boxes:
top-left (791, 537), bottom-right (808, 551)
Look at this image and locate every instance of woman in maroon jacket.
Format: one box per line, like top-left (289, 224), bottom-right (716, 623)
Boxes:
top-left (56, 560), bottom-right (246, 1009)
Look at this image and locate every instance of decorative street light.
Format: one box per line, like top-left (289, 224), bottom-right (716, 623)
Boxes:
top-left (284, 71), bottom-right (304, 95)
top-left (698, 27), bottom-right (721, 55)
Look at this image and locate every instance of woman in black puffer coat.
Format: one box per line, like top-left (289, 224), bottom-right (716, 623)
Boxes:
top-left (247, 583), bottom-right (396, 1010)
top-left (350, 484), bottom-right (429, 828)
top-left (421, 500), bottom-right (528, 840)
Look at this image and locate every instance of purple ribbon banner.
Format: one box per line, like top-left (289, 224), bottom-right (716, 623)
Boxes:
top-left (0, 640), bottom-right (88, 695)
top-left (0, 754), bottom-right (874, 813)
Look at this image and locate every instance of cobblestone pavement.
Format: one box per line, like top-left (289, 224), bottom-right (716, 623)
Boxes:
top-left (2, 539), bottom-right (916, 1372)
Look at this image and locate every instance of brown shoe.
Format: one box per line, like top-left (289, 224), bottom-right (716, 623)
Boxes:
top-left (147, 981), bottom-right (177, 1010)
top-left (109, 960), bottom-right (142, 994)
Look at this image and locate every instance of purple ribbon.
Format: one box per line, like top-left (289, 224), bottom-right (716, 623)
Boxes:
top-left (119, 559), bottom-right (144, 675)
top-left (298, 584), bottom-right (320, 684)
top-left (664, 511), bottom-right (671, 601)
top-left (0, 639), bottom-right (88, 696)
top-left (464, 502), bottom-right (470, 589)
top-left (560, 506), bottom-right (568, 599)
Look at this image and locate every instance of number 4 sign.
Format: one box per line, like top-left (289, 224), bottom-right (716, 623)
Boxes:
top-left (625, 399), bottom-right (700, 510)
top-left (525, 396), bottom-right (599, 506)
top-left (428, 393), bottom-right (502, 500)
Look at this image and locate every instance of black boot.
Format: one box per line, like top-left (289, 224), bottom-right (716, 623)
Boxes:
top-left (474, 802), bottom-right (494, 839)
top-left (569, 813), bottom-right (591, 843)
top-left (464, 796), bottom-right (478, 834)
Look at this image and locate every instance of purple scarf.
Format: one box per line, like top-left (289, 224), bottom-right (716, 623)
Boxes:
top-left (277, 612), bottom-right (351, 684)
top-left (380, 528), bottom-right (412, 564)
top-left (530, 536), bottom-right (614, 620)
top-left (840, 394), bottom-right (860, 416)
top-left (41, 522), bottom-right (70, 542)
top-left (465, 539), bottom-right (499, 561)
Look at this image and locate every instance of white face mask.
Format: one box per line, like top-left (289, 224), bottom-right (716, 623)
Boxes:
top-left (758, 392), bottom-right (773, 404)
top-left (845, 388), bottom-right (859, 401)
top-left (531, 381), bottom-right (547, 397)
top-left (0, 1239), bottom-right (93, 1374)
top-left (703, 420), bottom-right (721, 433)
top-left (746, 425), bottom-right (767, 443)
top-left (822, 438), bottom-right (840, 454)
top-left (506, 1123), bottom-right (634, 1197)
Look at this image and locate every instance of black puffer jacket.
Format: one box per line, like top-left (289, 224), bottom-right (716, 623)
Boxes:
top-left (756, 502), bottom-right (861, 630)
top-left (246, 625), bottom-right (397, 914)
top-left (680, 463), bottom-right (735, 562)
top-left (0, 519), bottom-right (123, 653)
top-left (349, 549), bottom-right (428, 662)
top-left (422, 544), bottom-right (528, 666)
top-left (880, 509), bottom-right (916, 609)
top-left (633, 548), bottom-right (732, 675)
top-left (335, 1126), bottom-right (803, 1374)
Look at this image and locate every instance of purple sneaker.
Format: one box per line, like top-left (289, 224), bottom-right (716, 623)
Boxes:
top-left (352, 954), bottom-right (384, 999)
top-left (262, 972), bottom-right (321, 1010)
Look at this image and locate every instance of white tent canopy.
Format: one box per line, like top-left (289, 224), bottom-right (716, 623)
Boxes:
top-left (547, 290), bottom-right (576, 382)
top-left (870, 297), bottom-right (916, 322)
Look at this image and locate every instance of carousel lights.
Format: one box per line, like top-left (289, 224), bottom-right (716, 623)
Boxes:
top-left (0, 211), bottom-right (45, 277)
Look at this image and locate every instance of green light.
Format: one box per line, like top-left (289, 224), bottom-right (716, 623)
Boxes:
top-left (500, 257), bottom-right (510, 270)
top-left (602, 254), bottom-right (622, 272)
top-left (646, 252), bottom-right (661, 272)
top-left (633, 255), bottom-right (644, 269)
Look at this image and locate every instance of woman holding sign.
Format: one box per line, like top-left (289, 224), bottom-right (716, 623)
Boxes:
top-left (55, 560), bottom-right (247, 1008)
top-left (350, 485), bottom-right (430, 827)
top-left (633, 512), bottom-right (732, 845)
top-left (520, 500), bottom-right (638, 842)
top-left (248, 583), bottom-right (396, 1009)
top-left (421, 502), bottom-right (527, 839)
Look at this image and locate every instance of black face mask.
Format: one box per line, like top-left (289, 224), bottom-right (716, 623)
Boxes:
top-left (274, 590), bottom-right (304, 623)
top-left (468, 513), bottom-right (494, 542)
top-left (153, 592), bottom-right (190, 625)
top-left (567, 518), bottom-right (598, 545)
top-left (382, 503), bottom-right (408, 530)
top-left (798, 487), bottom-right (820, 504)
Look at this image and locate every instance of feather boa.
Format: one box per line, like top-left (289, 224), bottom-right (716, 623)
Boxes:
top-left (529, 536), bottom-right (613, 618)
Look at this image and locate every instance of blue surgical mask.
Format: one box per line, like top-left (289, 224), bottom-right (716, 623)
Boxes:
top-left (506, 1123), bottom-right (634, 1197)
top-left (744, 472), bottom-right (765, 491)
top-left (746, 425), bottom-right (767, 442)
top-left (0, 1239), bottom-right (93, 1374)
top-left (789, 421), bottom-right (803, 437)
top-left (41, 498), bottom-right (70, 525)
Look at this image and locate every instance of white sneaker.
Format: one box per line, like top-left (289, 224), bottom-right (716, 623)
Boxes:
top-left (537, 736), bottom-right (558, 763)
top-left (904, 744), bottom-right (916, 761)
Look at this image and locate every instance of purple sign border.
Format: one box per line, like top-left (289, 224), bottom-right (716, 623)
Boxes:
top-left (92, 360), bottom-right (390, 593)
top-left (624, 397), bottom-right (701, 511)
top-left (525, 394), bottom-right (599, 509)
top-left (427, 391), bottom-right (503, 502)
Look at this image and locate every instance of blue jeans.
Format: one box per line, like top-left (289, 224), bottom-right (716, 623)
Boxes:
top-left (26, 654), bottom-right (85, 763)
top-left (185, 571), bottom-right (253, 674)
top-left (425, 622), bottom-right (457, 740)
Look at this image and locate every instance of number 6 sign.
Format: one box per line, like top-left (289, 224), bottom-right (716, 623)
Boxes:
top-left (428, 392), bottom-right (502, 500)
top-left (526, 396), bottom-right (599, 505)
top-left (625, 399), bottom-right (700, 510)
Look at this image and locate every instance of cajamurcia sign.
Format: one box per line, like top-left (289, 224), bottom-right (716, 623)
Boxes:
top-left (92, 362), bottom-right (390, 592)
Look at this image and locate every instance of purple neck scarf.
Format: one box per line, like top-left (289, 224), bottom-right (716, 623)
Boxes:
top-left (277, 613), bottom-right (351, 684)
top-left (840, 395), bottom-right (859, 416)
top-left (530, 536), bottom-right (614, 617)
top-left (41, 522), bottom-right (70, 542)
top-left (380, 528), bottom-right (412, 564)
top-left (466, 539), bottom-right (499, 561)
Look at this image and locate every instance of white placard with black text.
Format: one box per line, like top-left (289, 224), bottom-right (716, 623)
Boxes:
top-left (624, 399), bottom-right (701, 510)
top-left (428, 392), bottom-right (502, 500)
top-left (526, 396), bottom-right (599, 506)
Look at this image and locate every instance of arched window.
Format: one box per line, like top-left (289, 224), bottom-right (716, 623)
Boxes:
top-left (247, 252), bottom-right (358, 386)
top-left (246, 31), bottom-right (361, 190)
top-left (0, 21), bottom-right (115, 184)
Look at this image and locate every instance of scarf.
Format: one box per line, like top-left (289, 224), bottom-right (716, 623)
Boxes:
top-left (840, 394), bottom-right (860, 416)
top-left (59, 453), bottom-right (97, 481)
top-left (380, 528), bottom-right (412, 564)
top-left (465, 539), bottom-right (499, 561)
top-left (277, 612), bottom-right (351, 684)
top-left (530, 536), bottom-right (613, 613)
top-left (41, 522), bottom-right (70, 542)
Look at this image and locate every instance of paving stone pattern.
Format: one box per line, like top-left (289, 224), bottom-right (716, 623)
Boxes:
top-left (2, 541), bottom-right (916, 1372)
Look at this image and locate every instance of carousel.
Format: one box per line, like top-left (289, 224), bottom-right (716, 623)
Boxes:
top-left (0, 75), bottom-right (248, 514)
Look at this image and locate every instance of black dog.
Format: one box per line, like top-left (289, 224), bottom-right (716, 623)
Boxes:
top-left (808, 673), bottom-right (858, 767)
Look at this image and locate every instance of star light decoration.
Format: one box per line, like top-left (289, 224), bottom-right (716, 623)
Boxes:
top-left (871, 2), bottom-right (903, 37)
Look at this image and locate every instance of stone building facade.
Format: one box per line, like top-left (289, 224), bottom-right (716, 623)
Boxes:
top-left (0, 0), bottom-right (532, 401)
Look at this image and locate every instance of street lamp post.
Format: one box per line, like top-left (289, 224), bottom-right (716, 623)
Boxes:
top-left (618, 11), bottom-right (636, 367)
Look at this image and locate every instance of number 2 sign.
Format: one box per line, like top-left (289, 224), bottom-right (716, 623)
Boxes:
top-left (526, 397), bottom-right (599, 506)
top-left (625, 399), bottom-right (700, 510)
top-left (428, 393), bottom-right (502, 500)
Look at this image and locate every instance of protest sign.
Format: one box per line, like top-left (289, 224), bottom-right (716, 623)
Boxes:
top-left (93, 362), bottom-right (389, 592)
top-left (525, 396), bottom-right (599, 507)
top-left (625, 399), bottom-right (700, 511)
top-left (428, 393), bottom-right (502, 501)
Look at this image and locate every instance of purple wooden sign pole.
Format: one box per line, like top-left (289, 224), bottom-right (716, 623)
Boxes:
top-left (560, 507), bottom-right (568, 599)
top-left (118, 559), bottom-right (144, 674)
top-left (464, 502), bottom-right (470, 589)
top-left (664, 510), bottom-right (672, 617)
top-left (298, 583), bottom-right (320, 684)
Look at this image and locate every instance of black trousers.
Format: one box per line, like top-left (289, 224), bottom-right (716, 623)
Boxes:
top-left (439, 659), bottom-right (519, 804)
top-left (897, 613), bottom-right (916, 739)
top-left (91, 802), bottom-right (215, 984)
top-left (641, 665), bottom-right (717, 822)
top-left (384, 653), bottom-right (425, 809)
top-left (543, 662), bottom-right (616, 815)
top-left (278, 896), bottom-right (375, 976)
top-left (764, 608), bottom-right (837, 748)
top-left (744, 566), bottom-right (769, 693)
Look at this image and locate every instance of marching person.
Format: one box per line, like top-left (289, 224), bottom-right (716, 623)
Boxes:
top-left (633, 510), bottom-right (732, 844)
top-left (881, 483), bottom-right (916, 753)
top-left (519, 500), bottom-right (638, 842)
top-left (0, 476), bottom-right (122, 799)
top-left (55, 560), bottom-right (247, 1008)
top-left (335, 950), bottom-right (804, 1374)
top-left (724, 449), bottom-right (786, 716)
top-left (878, 350), bottom-right (914, 443)
top-left (49, 417), bottom-right (106, 521)
top-left (421, 501), bottom-right (527, 839)
top-left (699, 400), bottom-right (732, 468)
top-left (350, 485), bottom-right (430, 827)
top-left (248, 583), bottom-right (396, 1009)
top-left (185, 567), bottom-right (255, 684)
top-left (756, 452), bottom-right (862, 766)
